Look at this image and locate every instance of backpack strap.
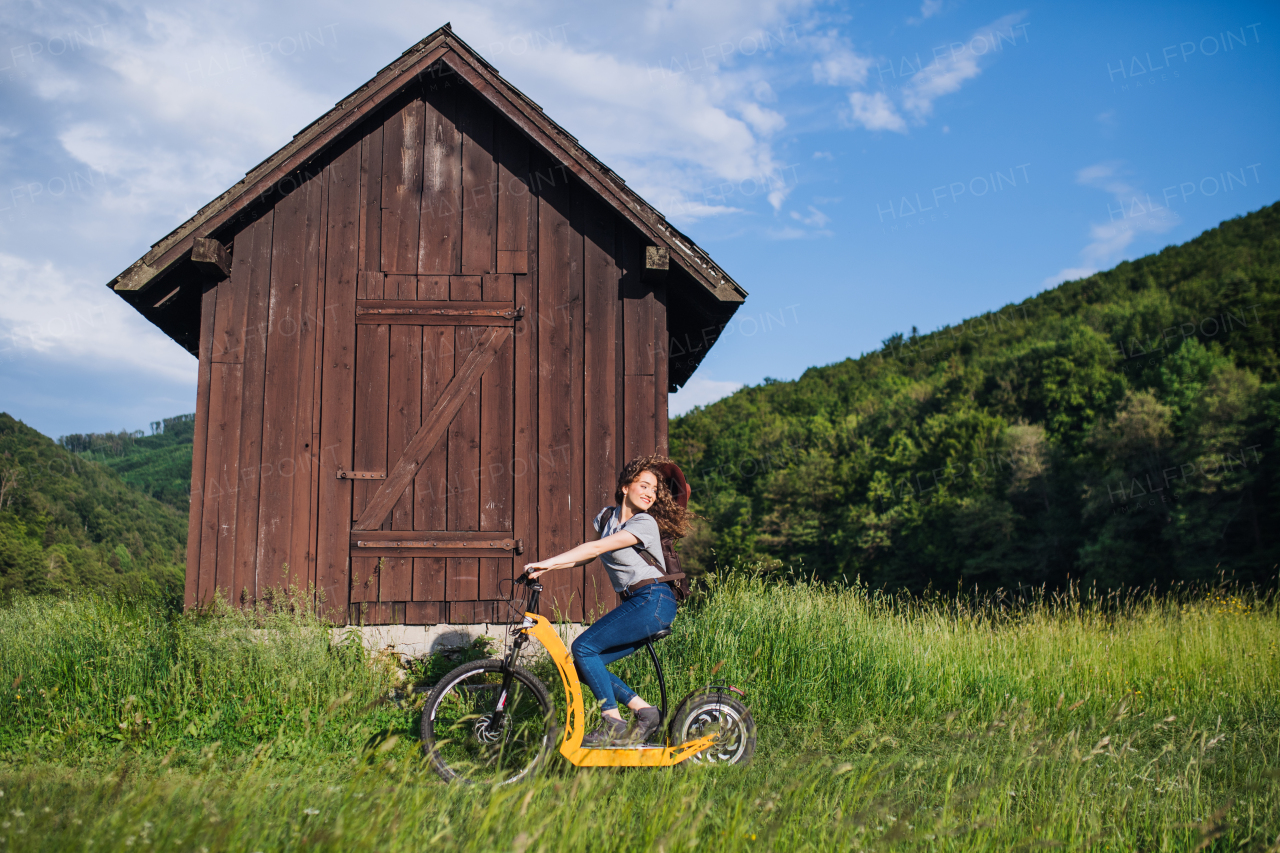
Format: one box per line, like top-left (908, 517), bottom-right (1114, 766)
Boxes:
top-left (630, 545), bottom-right (685, 581)
top-left (604, 506), bottom-right (687, 590)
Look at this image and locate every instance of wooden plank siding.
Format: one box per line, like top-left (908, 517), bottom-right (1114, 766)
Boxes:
top-left (479, 273), bottom-right (516, 601)
top-left (619, 218), bottom-right (658, 463)
top-left (419, 80), bottom-right (460, 275)
top-left (414, 274), bottom-right (451, 604)
top-left (295, 169), bottom-right (328, 595)
top-left (380, 92), bottom-right (425, 607)
top-left (315, 138), bottom-right (363, 620)
top-left (229, 206), bottom-right (274, 606)
top-left (384, 272), bottom-right (420, 603)
top-left (255, 181), bottom-right (310, 594)
top-left (185, 77), bottom-right (674, 626)
top-left (381, 96), bottom-right (424, 275)
top-left (184, 282), bottom-right (217, 609)
top-left (582, 195), bottom-right (619, 620)
top-left (458, 84), bottom-right (497, 275)
top-left (350, 268), bottom-right (388, 605)
top-left (653, 279), bottom-right (669, 454)
top-left (536, 152), bottom-right (581, 621)
top-left (445, 274), bottom-right (482, 606)
top-left (511, 147), bottom-right (538, 600)
top-left (496, 119), bottom-right (530, 274)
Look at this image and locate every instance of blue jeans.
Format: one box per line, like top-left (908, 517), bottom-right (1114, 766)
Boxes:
top-left (571, 583), bottom-right (677, 712)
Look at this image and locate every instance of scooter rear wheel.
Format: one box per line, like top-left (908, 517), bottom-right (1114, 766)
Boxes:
top-left (669, 688), bottom-right (756, 765)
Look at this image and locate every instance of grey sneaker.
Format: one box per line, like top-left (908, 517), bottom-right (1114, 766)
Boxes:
top-left (625, 707), bottom-right (662, 744)
top-left (581, 716), bottom-right (628, 748)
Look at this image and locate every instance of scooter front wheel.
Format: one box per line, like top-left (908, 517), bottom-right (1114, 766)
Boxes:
top-left (421, 658), bottom-right (556, 785)
top-left (669, 687), bottom-right (756, 765)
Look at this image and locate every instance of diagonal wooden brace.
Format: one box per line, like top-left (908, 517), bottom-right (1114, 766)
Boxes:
top-left (353, 325), bottom-right (511, 531)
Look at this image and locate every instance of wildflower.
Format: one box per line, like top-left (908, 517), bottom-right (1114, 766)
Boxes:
top-left (304, 808), bottom-right (319, 816)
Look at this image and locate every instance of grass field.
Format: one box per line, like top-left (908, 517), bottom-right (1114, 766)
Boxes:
top-left (0, 574), bottom-right (1277, 851)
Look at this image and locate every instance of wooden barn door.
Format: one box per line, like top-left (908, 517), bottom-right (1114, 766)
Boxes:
top-left (330, 271), bottom-right (525, 624)
top-left (314, 77), bottom-right (537, 625)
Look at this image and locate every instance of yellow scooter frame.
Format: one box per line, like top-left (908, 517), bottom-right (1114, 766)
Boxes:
top-left (521, 613), bottom-right (719, 767)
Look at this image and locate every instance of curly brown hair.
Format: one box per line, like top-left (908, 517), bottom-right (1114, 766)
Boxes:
top-left (613, 455), bottom-right (692, 539)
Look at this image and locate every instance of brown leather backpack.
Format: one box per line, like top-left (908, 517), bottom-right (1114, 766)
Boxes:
top-left (602, 505), bottom-right (688, 602)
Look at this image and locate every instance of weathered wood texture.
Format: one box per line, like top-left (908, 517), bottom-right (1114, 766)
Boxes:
top-left (186, 75), bottom-right (670, 625)
top-left (582, 196), bottom-right (619, 619)
top-left (184, 282), bottom-right (217, 609)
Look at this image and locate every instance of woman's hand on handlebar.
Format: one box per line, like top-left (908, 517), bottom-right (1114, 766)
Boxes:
top-left (522, 562), bottom-right (552, 580)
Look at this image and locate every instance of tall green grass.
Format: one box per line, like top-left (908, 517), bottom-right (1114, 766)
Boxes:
top-left (0, 595), bottom-right (395, 763)
top-left (0, 576), bottom-right (1277, 851)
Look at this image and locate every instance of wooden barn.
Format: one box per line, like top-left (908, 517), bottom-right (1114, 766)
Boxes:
top-left (106, 25), bottom-right (745, 625)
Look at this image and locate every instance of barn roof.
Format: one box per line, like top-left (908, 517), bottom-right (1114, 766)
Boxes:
top-left (106, 23), bottom-right (745, 387)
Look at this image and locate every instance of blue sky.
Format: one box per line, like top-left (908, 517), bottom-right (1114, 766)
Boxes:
top-left (1, 0), bottom-right (1277, 439)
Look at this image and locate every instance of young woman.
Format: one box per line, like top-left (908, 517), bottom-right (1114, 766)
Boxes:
top-left (523, 455), bottom-right (691, 746)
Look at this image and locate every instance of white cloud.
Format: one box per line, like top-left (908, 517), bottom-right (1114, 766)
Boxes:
top-left (477, 19), bottom-right (799, 221)
top-left (1040, 266), bottom-right (1098, 288)
top-left (0, 252), bottom-right (195, 383)
top-left (29, 2), bottom-right (802, 232)
top-left (790, 205), bottom-right (830, 227)
top-left (765, 225), bottom-right (809, 240)
top-left (908, 0), bottom-right (945, 25)
top-left (810, 32), bottom-right (872, 86)
top-left (829, 13), bottom-right (1028, 133)
top-left (752, 80), bottom-right (777, 103)
top-left (669, 376), bottom-right (743, 415)
top-left (902, 14), bottom-right (1024, 121)
top-left (847, 91), bottom-right (907, 133)
top-left (1045, 161), bottom-right (1180, 288)
top-left (739, 101), bottom-right (787, 135)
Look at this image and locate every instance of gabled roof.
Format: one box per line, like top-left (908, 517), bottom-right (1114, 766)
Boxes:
top-left (107, 24), bottom-right (746, 357)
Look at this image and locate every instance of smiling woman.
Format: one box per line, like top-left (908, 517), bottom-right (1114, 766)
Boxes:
top-left (523, 455), bottom-right (692, 746)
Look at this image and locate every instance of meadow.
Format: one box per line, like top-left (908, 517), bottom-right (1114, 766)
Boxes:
top-left (0, 574), bottom-right (1276, 851)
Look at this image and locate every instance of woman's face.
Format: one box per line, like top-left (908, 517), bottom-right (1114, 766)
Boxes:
top-left (622, 470), bottom-right (659, 512)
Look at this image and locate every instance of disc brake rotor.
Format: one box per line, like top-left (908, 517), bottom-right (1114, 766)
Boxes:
top-left (473, 713), bottom-right (505, 743)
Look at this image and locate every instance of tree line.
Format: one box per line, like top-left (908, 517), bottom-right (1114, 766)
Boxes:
top-left (671, 202), bottom-right (1280, 591)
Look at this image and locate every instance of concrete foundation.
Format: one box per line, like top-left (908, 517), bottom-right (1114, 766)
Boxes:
top-left (334, 622), bottom-right (588, 660)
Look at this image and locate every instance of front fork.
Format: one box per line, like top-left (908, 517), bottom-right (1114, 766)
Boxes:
top-left (487, 622), bottom-right (531, 732)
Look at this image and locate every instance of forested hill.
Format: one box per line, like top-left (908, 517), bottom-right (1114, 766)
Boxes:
top-left (672, 202), bottom-right (1280, 591)
top-left (0, 414), bottom-right (186, 602)
top-left (58, 414), bottom-right (195, 511)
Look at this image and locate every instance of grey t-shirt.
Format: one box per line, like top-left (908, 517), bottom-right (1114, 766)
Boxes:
top-left (593, 506), bottom-right (665, 592)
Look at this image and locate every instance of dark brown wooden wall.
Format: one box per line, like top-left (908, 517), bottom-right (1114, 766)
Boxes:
top-left (185, 74), bottom-right (669, 624)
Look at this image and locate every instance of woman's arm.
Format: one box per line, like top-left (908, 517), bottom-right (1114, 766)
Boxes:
top-left (523, 529), bottom-right (640, 578)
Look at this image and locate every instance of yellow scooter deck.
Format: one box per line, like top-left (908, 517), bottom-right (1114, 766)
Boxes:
top-left (523, 615), bottom-right (718, 767)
